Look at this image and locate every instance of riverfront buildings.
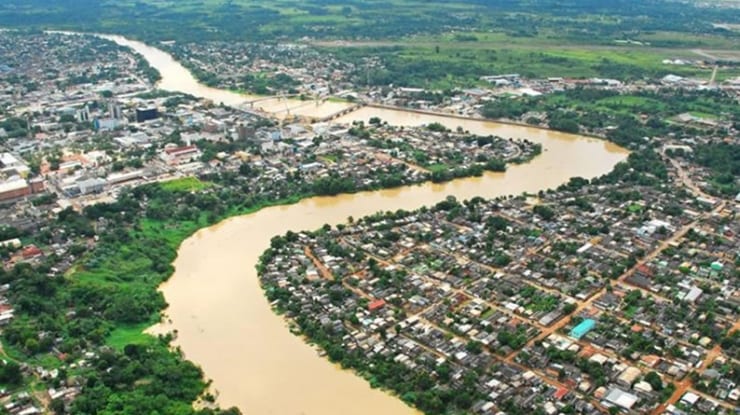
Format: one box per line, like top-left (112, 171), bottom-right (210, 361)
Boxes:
top-left (0, 30), bottom-right (737, 415)
top-left (259, 165), bottom-right (739, 414)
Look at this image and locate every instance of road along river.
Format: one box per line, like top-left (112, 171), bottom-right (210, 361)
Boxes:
top-left (102, 34), bottom-right (629, 415)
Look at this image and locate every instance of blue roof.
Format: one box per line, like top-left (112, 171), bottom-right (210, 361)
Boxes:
top-left (570, 319), bottom-right (596, 339)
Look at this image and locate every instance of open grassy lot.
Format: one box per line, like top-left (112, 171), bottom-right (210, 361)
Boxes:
top-left (325, 40), bottom-right (740, 88)
top-left (106, 320), bottom-right (158, 350)
top-left (159, 177), bottom-right (212, 193)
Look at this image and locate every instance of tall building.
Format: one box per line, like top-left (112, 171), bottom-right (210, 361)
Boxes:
top-left (236, 123), bottom-right (254, 140)
top-left (135, 107), bottom-right (158, 123)
top-left (93, 118), bottom-right (122, 131)
top-left (77, 106), bottom-right (90, 123)
top-left (108, 101), bottom-right (123, 120)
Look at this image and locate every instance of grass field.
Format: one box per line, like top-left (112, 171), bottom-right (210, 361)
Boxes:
top-left (326, 39), bottom-right (739, 88)
top-left (427, 164), bottom-right (450, 173)
top-left (106, 321), bottom-right (158, 350)
top-left (159, 177), bottom-right (211, 192)
top-left (597, 96), bottom-right (668, 114)
top-left (689, 111), bottom-right (718, 120)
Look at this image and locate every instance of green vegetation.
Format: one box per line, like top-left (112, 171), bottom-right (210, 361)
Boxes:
top-left (160, 177), bottom-right (212, 192)
top-left (485, 88), bottom-right (740, 124)
top-left (0, 360), bottom-right (23, 387)
top-left (479, 87), bottom-right (738, 198)
top-left (3, 153), bottom-right (505, 411)
top-left (0, 117), bottom-right (29, 140)
top-left (692, 142), bottom-right (740, 196)
top-left (481, 88), bottom-right (740, 150)
top-left (533, 205), bottom-right (556, 220)
top-left (2, 0), bottom-right (738, 47)
top-left (329, 44), bottom-right (738, 88)
top-left (239, 72), bottom-right (299, 95)
top-left (3, 1), bottom-right (738, 91)
top-left (0, 182), bottom-right (295, 414)
top-left (135, 54), bottom-right (162, 83)
top-left (106, 321), bottom-right (157, 351)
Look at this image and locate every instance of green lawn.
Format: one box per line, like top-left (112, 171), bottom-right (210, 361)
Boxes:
top-left (159, 177), bottom-right (211, 192)
top-left (427, 163), bottom-right (450, 173)
top-left (107, 321), bottom-right (158, 350)
top-left (689, 111), bottom-right (718, 120)
top-left (597, 96), bottom-right (668, 114)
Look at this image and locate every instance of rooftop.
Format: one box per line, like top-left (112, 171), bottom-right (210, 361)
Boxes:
top-left (570, 318), bottom-right (596, 340)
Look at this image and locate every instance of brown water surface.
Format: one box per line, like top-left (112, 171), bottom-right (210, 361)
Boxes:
top-left (102, 34), bottom-right (628, 415)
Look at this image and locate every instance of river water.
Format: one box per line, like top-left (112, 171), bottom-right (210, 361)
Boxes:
top-left (99, 34), bottom-right (351, 117)
top-left (101, 34), bottom-right (629, 415)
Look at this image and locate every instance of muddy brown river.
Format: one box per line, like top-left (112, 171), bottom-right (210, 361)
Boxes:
top-left (102, 34), bottom-right (628, 415)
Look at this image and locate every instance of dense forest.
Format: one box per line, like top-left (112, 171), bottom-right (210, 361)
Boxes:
top-left (0, 0), bottom-right (738, 43)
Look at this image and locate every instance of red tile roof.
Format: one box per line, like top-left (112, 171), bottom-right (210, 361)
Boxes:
top-left (368, 299), bottom-right (386, 311)
top-left (554, 387), bottom-right (569, 400)
top-left (21, 245), bottom-right (42, 258)
top-left (164, 145), bottom-right (198, 155)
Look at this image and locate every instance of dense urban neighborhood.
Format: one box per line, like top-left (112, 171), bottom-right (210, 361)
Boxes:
top-left (0, 16), bottom-right (737, 415)
top-left (259, 152), bottom-right (738, 415)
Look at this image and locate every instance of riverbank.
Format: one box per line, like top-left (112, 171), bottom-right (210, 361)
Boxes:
top-left (91, 33), bottom-right (628, 414)
top-left (152, 134), bottom-right (626, 415)
top-left (0, 26), bottom-right (733, 415)
top-left (48, 32), bottom-right (628, 414)
top-left (252, 143), bottom-right (731, 414)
